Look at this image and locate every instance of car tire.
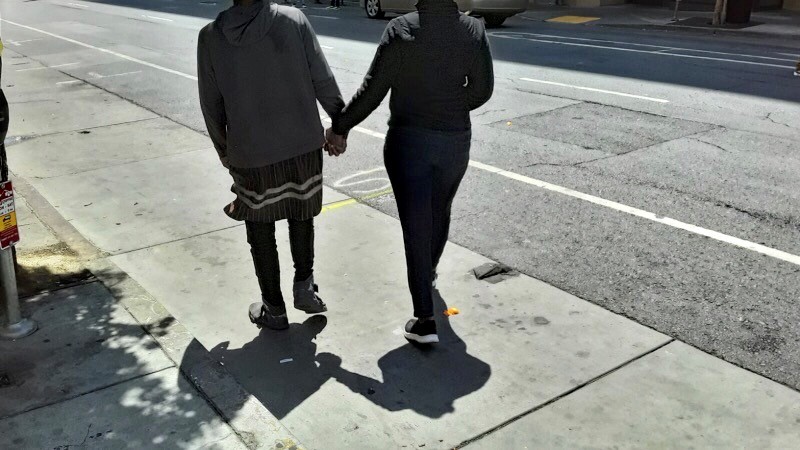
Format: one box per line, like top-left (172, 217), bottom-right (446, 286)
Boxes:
top-left (484, 14), bottom-right (507, 28)
top-left (365, 0), bottom-right (385, 19)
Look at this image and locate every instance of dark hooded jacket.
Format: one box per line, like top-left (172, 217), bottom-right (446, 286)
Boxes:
top-left (198, 1), bottom-right (344, 169)
top-left (332, 0), bottom-right (493, 135)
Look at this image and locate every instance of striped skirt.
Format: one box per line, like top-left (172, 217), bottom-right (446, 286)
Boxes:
top-left (225, 149), bottom-right (323, 223)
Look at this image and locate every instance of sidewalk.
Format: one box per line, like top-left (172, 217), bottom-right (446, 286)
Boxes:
top-left (2, 48), bottom-right (800, 449)
top-left (520, 4), bottom-right (800, 41)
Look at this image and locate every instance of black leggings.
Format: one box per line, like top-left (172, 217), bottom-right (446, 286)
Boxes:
top-left (384, 127), bottom-right (471, 318)
top-left (246, 219), bottom-right (314, 313)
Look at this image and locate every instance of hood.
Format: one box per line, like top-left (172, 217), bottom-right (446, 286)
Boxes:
top-left (217, 0), bottom-right (276, 46)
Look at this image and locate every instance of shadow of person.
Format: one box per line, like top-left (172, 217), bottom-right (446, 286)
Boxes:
top-left (208, 314), bottom-right (330, 419)
top-left (317, 291), bottom-right (491, 419)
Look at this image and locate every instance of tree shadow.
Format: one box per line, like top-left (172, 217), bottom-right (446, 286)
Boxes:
top-left (0, 263), bottom-right (241, 448)
top-left (209, 290), bottom-right (491, 420)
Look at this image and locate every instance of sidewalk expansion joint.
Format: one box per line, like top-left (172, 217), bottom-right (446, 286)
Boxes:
top-left (0, 366), bottom-right (174, 422)
top-left (455, 338), bottom-right (676, 449)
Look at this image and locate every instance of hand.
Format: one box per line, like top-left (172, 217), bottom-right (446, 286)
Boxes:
top-left (325, 127), bottom-right (347, 157)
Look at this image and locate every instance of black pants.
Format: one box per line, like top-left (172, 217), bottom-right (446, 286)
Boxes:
top-left (384, 127), bottom-right (471, 318)
top-left (246, 219), bottom-right (314, 314)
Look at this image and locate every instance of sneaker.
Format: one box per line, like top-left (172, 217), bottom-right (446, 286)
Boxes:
top-left (293, 276), bottom-right (328, 314)
top-left (404, 318), bottom-right (439, 344)
top-left (794, 70), bottom-right (800, 77)
top-left (249, 303), bottom-right (289, 331)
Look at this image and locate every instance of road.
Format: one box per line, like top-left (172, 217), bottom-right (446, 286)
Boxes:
top-left (2, 0), bottom-right (799, 395)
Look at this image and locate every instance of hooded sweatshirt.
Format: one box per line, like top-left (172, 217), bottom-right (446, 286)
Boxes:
top-left (332, 0), bottom-right (493, 136)
top-left (198, 1), bottom-right (344, 169)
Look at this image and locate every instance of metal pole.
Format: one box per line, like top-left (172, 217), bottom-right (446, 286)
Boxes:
top-left (0, 245), bottom-right (36, 339)
top-left (672, 0), bottom-right (682, 22)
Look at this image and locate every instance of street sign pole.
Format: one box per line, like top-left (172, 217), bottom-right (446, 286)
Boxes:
top-left (0, 246), bottom-right (36, 339)
top-left (0, 181), bottom-right (36, 339)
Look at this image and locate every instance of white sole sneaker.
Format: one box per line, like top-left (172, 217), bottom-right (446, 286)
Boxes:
top-left (404, 332), bottom-right (440, 344)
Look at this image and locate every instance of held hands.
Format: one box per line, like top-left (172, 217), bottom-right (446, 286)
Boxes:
top-left (325, 127), bottom-right (347, 157)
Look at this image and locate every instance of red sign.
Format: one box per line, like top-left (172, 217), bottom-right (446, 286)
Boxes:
top-left (0, 181), bottom-right (20, 250)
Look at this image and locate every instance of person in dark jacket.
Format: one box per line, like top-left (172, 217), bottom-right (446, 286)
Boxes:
top-left (198, 0), bottom-right (345, 331)
top-left (329, 0), bottom-right (494, 344)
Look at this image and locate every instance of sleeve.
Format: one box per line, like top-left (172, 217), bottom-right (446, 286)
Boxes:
top-left (197, 30), bottom-right (229, 167)
top-left (467, 30), bottom-right (494, 111)
top-left (300, 13), bottom-right (345, 120)
top-left (331, 23), bottom-right (401, 136)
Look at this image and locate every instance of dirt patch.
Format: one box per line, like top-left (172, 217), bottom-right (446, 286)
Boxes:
top-left (15, 243), bottom-right (94, 297)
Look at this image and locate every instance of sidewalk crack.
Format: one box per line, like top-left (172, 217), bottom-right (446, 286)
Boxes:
top-left (455, 338), bottom-right (675, 449)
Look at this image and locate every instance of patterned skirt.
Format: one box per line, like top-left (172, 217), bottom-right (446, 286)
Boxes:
top-left (225, 149), bottom-right (323, 223)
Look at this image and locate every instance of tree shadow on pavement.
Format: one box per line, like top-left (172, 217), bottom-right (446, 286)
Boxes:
top-left (210, 291), bottom-right (491, 420)
top-left (0, 266), bottom-right (240, 449)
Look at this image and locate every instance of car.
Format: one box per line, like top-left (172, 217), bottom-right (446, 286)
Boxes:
top-left (361, 0), bottom-right (528, 28)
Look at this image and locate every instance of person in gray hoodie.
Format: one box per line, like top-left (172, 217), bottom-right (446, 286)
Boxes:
top-left (198, 0), bottom-right (345, 331)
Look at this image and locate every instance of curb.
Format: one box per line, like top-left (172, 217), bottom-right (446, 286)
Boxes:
top-left (12, 176), bottom-right (304, 450)
top-left (598, 22), bottom-right (800, 41)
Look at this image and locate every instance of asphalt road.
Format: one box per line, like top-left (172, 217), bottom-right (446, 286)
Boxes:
top-left (2, 0), bottom-right (800, 391)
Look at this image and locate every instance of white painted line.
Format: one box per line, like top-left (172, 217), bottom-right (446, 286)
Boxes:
top-left (308, 15), bottom-right (340, 20)
top-left (142, 15), bottom-right (174, 22)
top-left (56, 80), bottom-right (82, 85)
top-left (16, 62), bottom-right (79, 72)
top-left (505, 32), bottom-right (798, 63)
top-left (330, 121), bottom-right (800, 268)
top-left (2, 19), bottom-right (199, 81)
top-left (467, 160), bottom-right (800, 267)
top-left (321, 116), bottom-right (387, 139)
top-left (520, 78), bottom-right (670, 103)
top-left (6, 38), bottom-right (42, 46)
top-left (87, 70), bottom-right (142, 79)
top-left (490, 32), bottom-right (795, 69)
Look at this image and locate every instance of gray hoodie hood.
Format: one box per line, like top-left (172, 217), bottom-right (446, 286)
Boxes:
top-left (218, 0), bottom-right (276, 46)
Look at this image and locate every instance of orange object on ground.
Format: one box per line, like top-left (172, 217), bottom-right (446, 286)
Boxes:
top-left (444, 307), bottom-right (460, 316)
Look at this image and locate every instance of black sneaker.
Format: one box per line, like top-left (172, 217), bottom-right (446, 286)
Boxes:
top-left (404, 318), bottom-right (439, 344)
top-left (293, 276), bottom-right (327, 314)
top-left (249, 302), bottom-right (289, 331)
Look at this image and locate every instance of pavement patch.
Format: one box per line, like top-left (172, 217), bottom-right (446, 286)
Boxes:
top-left (496, 103), bottom-right (716, 155)
top-left (546, 16), bottom-right (601, 24)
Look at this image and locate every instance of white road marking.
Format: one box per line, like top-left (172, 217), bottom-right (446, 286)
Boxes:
top-left (333, 167), bottom-right (391, 194)
top-left (2, 19), bottom-right (199, 81)
top-left (776, 52), bottom-right (800, 58)
top-left (87, 70), bottom-right (142, 79)
top-left (321, 116), bottom-right (386, 139)
top-left (490, 32), bottom-right (795, 69)
top-left (56, 80), bottom-right (82, 85)
top-left (520, 78), bottom-right (670, 103)
top-left (495, 32), bottom-right (797, 63)
top-left (16, 62), bottom-right (79, 72)
top-left (66, 2), bottom-right (88, 7)
top-left (467, 160), bottom-right (800, 267)
top-left (142, 15), bottom-right (174, 22)
top-left (329, 122), bottom-right (800, 267)
top-left (308, 15), bottom-right (340, 20)
top-left (6, 38), bottom-right (42, 46)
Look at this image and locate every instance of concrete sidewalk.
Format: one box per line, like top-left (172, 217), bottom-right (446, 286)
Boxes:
top-left (3, 47), bottom-right (800, 449)
top-left (519, 4), bottom-right (800, 41)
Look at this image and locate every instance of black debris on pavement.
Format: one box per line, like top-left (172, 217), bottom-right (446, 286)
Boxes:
top-left (472, 262), bottom-right (519, 283)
